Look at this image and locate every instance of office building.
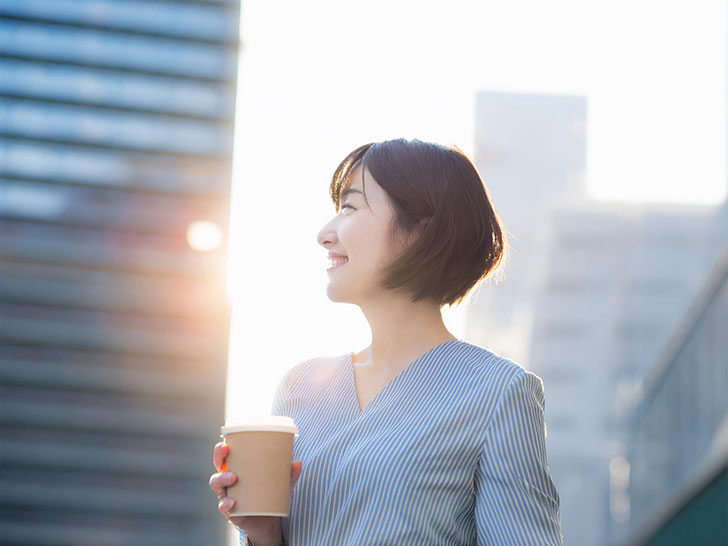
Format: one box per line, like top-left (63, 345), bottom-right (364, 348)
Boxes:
top-left (623, 245), bottom-right (727, 546)
top-left (467, 90), bottom-right (588, 365)
top-left (528, 202), bottom-right (726, 546)
top-left (0, 1), bottom-right (240, 544)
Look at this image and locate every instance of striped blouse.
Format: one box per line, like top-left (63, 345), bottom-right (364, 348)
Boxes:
top-left (238, 338), bottom-right (563, 545)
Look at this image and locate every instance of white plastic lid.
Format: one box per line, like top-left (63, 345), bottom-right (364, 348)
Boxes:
top-left (220, 416), bottom-right (298, 437)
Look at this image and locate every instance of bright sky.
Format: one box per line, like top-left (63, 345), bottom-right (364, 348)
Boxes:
top-left (224, 0), bottom-right (727, 426)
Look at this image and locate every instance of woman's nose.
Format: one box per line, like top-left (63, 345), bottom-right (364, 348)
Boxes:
top-left (316, 218), bottom-right (338, 248)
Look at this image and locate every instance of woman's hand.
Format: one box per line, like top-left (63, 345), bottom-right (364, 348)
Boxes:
top-left (209, 441), bottom-right (302, 546)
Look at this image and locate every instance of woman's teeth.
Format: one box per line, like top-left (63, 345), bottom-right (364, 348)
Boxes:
top-left (328, 257), bottom-right (348, 268)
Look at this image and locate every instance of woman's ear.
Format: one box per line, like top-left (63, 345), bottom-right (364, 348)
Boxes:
top-left (404, 217), bottom-right (429, 246)
top-left (415, 216), bottom-right (430, 235)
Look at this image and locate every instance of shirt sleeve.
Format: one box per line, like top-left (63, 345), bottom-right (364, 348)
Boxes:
top-left (271, 368), bottom-right (291, 417)
top-left (474, 369), bottom-right (564, 545)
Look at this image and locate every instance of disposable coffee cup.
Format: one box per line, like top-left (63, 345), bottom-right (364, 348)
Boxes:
top-left (220, 416), bottom-right (299, 517)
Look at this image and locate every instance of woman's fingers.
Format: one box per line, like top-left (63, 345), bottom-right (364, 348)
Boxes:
top-left (218, 495), bottom-right (235, 515)
top-left (210, 471), bottom-right (237, 516)
top-left (213, 441), bottom-right (229, 472)
top-left (209, 471), bottom-right (237, 497)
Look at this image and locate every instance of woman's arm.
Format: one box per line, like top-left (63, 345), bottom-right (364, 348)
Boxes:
top-left (474, 369), bottom-right (564, 545)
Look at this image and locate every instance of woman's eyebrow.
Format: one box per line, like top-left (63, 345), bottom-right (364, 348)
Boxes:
top-left (341, 188), bottom-right (363, 198)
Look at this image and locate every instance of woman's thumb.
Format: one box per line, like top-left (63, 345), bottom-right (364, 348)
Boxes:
top-left (290, 460), bottom-right (303, 490)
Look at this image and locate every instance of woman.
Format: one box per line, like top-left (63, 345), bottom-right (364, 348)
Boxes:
top-left (210, 139), bottom-right (563, 545)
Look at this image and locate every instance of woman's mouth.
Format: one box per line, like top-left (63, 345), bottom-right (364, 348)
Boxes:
top-left (327, 257), bottom-right (349, 271)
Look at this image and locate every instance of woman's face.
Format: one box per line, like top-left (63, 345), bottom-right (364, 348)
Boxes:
top-left (316, 165), bottom-right (404, 304)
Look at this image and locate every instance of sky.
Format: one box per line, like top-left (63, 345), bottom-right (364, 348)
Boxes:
top-left (224, 0), bottom-right (727, 423)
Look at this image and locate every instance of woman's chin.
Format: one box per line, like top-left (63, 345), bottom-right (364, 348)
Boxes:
top-left (325, 285), bottom-right (356, 304)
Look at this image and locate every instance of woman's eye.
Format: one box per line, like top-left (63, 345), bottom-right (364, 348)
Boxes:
top-left (340, 204), bottom-right (355, 212)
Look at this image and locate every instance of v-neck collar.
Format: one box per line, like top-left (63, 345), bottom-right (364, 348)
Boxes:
top-left (345, 338), bottom-right (461, 416)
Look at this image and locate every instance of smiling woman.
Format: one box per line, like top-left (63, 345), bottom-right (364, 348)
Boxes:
top-left (210, 138), bottom-right (564, 546)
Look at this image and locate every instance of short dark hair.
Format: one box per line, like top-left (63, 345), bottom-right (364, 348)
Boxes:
top-left (328, 138), bottom-right (507, 307)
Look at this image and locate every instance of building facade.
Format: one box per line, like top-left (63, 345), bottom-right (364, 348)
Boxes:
top-left (623, 245), bottom-right (727, 545)
top-left (468, 90), bottom-right (588, 365)
top-left (527, 202), bottom-right (725, 546)
top-left (0, 1), bottom-right (240, 544)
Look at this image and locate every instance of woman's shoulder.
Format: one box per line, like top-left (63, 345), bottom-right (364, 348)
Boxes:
top-left (281, 351), bottom-right (350, 387)
top-left (451, 339), bottom-right (521, 373)
top-left (452, 340), bottom-right (540, 391)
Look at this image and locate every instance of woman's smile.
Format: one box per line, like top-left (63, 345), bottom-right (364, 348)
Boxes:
top-left (327, 256), bottom-right (349, 271)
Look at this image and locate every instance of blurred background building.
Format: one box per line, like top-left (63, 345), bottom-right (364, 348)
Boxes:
top-left (466, 90), bottom-right (588, 366)
top-left (530, 201), bottom-right (726, 546)
top-left (622, 244), bottom-right (727, 546)
top-left (470, 90), bottom-right (728, 545)
top-left (0, 1), bottom-right (240, 544)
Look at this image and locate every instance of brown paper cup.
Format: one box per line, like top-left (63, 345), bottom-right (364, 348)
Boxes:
top-left (220, 416), bottom-right (299, 517)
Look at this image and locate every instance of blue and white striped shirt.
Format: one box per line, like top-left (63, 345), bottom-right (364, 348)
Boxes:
top-left (239, 339), bottom-right (563, 545)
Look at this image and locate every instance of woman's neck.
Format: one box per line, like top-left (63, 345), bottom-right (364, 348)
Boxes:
top-left (352, 294), bottom-right (456, 375)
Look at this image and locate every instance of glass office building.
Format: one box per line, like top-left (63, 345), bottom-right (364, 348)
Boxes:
top-left (0, 1), bottom-right (240, 544)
